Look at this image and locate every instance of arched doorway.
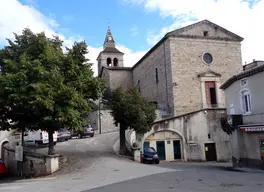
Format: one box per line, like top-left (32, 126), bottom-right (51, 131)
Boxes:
top-left (143, 130), bottom-right (183, 161)
top-left (1, 141), bottom-right (9, 161)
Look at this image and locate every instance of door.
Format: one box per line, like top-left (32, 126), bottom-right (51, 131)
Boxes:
top-left (204, 143), bottom-right (217, 161)
top-left (209, 87), bottom-right (217, 105)
top-left (259, 137), bottom-right (264, 162)
top-left (143, 142), bottom-right (150, 150)
top-left (173, 140), bottom-right (181, 160)
top-left (156, 141), bottom-right (166, 160)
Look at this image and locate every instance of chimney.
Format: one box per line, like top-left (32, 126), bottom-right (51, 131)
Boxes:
top-left (253, 59), bottom-right (256, 62)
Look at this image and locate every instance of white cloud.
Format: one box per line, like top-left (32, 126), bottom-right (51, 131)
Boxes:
top-left (0, 0), bottom-right (146, 76)
top-left (117, 45), bottom-right (146, 67)
top-left (130, 25), bottom-right (139, 36)
top-left (127, 0), bottom-right (264, 63)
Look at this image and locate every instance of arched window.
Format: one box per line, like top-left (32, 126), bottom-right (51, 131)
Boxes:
top-left (107, 58), bottom-right (112, 66)
top-left (113, 58), bottom-right (118, 66)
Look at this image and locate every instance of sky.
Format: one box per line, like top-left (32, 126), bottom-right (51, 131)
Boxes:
top-left (0, 0), bottom-right (263, 76)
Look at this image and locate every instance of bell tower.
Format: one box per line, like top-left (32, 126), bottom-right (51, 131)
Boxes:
top-left (97, 27), bottom-right (124, 76)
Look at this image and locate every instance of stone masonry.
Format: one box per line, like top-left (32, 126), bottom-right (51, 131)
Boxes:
top-left (132, 39), bottom-right (173, 116)
top-left (170, 38), bottom-right (242, 115)
top-left (88, 109), bottom-right (119, 134)
top-left (132, 20), bottom-right (243, 116)
top-left (96, 20), bottom-right (244, 161)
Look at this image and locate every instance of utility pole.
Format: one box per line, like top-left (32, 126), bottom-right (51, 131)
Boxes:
top-left (98, 97), bottom-right (102, 134)
top-left (98, 85), bottom-right (102, 135)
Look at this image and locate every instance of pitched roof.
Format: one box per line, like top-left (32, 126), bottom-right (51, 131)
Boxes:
top-left (99, 66), bottom-right (132, 77)
top-left (101, 47), bottom-right (124, 54)
top-left (197, 70), bottom-right (221, 78)
top-left (132, 19), bottom-right (244, 70)
top-left (166, 19), bottom-right (244, 42)
top-left (220, 64), bottom-right (264, 90)
top-left (104, 27), bottom-right (116, 48)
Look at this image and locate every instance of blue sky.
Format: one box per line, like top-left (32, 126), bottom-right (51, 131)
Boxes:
top-left (0, 0), bottom-right (263, 75)
top-left (19, 0), bottom-right (172, 51)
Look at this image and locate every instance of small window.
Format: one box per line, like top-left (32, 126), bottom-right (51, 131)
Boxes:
top-left (138, 80), bottom-right (140, 93)
top-left (241, 90), bottom-right (251, 114)
top-left (203, 31), bottom-right (208, 37)
top-left (155, 68), bottom-right (159, 83)
top-left (202, 53), bottom-right (213, 64)
top-left (241, 79), bottom-right (248, 87)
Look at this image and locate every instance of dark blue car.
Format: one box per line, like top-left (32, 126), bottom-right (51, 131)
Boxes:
top-left (142, 147), bottom-right (160, 164)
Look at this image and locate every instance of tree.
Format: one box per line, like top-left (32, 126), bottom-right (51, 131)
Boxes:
top-left (109, 87), bottom-right (157, 155)
top-left (0, 28), bottom-right (106, 155)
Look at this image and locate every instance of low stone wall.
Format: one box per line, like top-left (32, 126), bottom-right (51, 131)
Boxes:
top-left (3, 145), bottom-right (60, 177)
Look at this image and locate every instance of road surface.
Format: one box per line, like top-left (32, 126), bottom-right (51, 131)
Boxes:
top-left (0, 132), bottom-right (175, 192)
top-left (1, 132), bottom-right (264, 192)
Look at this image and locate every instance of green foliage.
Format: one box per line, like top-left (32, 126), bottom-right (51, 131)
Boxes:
top-left (0, 28), bottom-right (106, 133)
top-left (109, 87), bottom-right (157, 134)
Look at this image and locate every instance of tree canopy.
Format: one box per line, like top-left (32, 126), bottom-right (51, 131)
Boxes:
top-left (0, 28), bottom-right (106, 154)
top-left (109, 87), bottom-right (157, 154)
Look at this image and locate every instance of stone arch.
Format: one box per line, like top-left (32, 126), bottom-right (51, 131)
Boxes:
top-left (0, 140), bottom-right (9, 161)
top-left (142, 128), bottom-right (187, 161)
top-left (113, 58), bottom-right (118, 66)
top-left (107, 57), bottom-right (112, 66)
top-left (143, 129), bottom-right (184, 144)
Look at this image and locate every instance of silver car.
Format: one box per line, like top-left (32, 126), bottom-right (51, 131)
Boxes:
top-left (57, 129), bottom-right (71, 141)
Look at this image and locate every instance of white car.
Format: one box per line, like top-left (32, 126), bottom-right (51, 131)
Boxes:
top-left (24, 130), bottom-right (58, 146)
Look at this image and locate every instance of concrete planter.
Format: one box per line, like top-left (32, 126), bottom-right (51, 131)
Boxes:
top-left (3, 146), bottom-right (60, 177)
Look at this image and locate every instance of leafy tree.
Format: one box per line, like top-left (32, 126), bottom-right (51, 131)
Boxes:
top-left (109, 87), bottom-right (157, 155)
top-left (0, 28), bottom-right (106, 155)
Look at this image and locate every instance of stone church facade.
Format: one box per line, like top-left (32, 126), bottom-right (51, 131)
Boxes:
top-left (96, 20), bottom-right (244, 162)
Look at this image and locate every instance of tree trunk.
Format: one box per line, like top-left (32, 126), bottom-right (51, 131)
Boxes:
top-left (48, 129), bottom-right (55, 155)
top-left (119, 123), bottom-right (127, 155)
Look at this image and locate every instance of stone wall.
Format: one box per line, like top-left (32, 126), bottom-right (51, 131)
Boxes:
top-left (131, 22), bottom-right (243, 117)
top-left (3, 144), bottom-right (59, 177)
top-left (231, 129), bottom-right (264, 169)
top-left (139, 108), bottom-right (231, 162)
top-left (88, 109), bottom-right (119, 134)
top-left (98, 52), bottom-right (124, 75)
top-left (132, 39), bottom-right (174, 116)
top-left (109, 69), bottom-right (133, 90)
top-left (170, 37), bottom-right (243, 115)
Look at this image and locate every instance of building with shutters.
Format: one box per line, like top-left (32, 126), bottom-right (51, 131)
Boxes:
top-left (220, 60), bottom-right (264, 168)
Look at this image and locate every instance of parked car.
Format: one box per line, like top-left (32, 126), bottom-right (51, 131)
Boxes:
top-left (70, 125), bottom-right (94, 139)
top-left (23, 130), bottom-right (58, 146)
top-left (57, 129), bottom-right (71, 142)
top-left (0, 159), bottom-right (7, 176)
top-left (142, 147), bottom-right (160, 164)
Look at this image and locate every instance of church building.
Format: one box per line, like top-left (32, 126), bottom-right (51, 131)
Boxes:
top-left (97, 20), bottom-right (244, 162)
